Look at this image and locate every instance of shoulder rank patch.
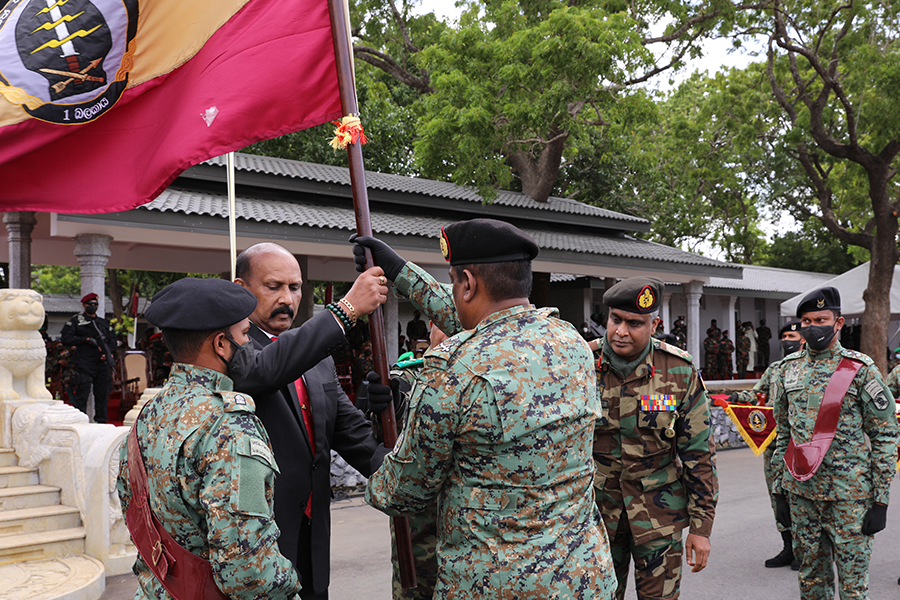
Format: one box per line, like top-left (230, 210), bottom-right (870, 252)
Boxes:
top-left (864, 379), bottom-right (890, 411)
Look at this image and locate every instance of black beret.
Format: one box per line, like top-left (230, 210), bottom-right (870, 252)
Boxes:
top-left (603, 277), bottom-right (664, 315)
top-left (779, 321), bottom-right (801, 337)
top-left (144, 278), bottom-right (257, 330)
top-left (440, 218), bottom-right (539, 266)
top-left (796, 286), bottom-right (841, 318)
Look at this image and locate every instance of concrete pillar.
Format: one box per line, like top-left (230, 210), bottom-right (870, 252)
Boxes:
top-left (685, 281), bottom-right (704, 366)
top-left (582, 288), bottom-right (592, 327)
top-left (74, 234), bottom-right (112, 315)
top-left (3, 211), bottom-right (37, 289)
top-left (294, 254), bottom-right (314, 325)
top-left (661, 292), bottom-right (672, 333)
top-left (384, 289), bottom-right (399, 364)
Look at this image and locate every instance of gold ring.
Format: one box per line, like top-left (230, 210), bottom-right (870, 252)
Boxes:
top-left (379, 276), bottom-right (386, 286)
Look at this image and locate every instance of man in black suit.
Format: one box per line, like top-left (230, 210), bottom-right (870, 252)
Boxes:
top-left (232, 242), bottom-right (391, 600)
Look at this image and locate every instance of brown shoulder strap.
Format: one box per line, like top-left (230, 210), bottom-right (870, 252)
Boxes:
top-left (125, 418), bottom-right (229, 600)
top-left (783, 357), bottom-right (863, 481)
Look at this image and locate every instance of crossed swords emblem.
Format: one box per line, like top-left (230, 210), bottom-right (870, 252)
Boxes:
top-left (39, 57), bottom-right (104, 94)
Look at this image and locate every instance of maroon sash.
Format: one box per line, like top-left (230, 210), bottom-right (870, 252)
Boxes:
top-left (783, 357), bottom-right (863, 481)
top-left (125, 424), bottom-right (229, 600)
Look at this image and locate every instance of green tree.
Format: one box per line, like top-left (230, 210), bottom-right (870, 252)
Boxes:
top-left (763, 220), bottom-right (865, 275)
top-left (733, 0), bottom-right (900, 371)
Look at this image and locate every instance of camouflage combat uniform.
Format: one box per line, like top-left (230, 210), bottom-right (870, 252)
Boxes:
top-left (731, 359), bottom-right (788, 532)
top-left (367, 262), bottom-right (617, 599)
top-left (757, 324), bottom-right (772, 367)
top-left (770, 343), bottom-right (900, 600)
top-left (703, 335), bottom-right (719, 380)
top-left (717, 336), bottom-right (734, 380)
top-left (736, 333), bottom-right (750, 379)
top-left (388, 356), bottom-right (439, 600)
top-left (593, 338), bottom-right (718, 600)
top-left (885, 363), bottom-right (900, 400)
top-left (117, 363), bottom-right (300, 599)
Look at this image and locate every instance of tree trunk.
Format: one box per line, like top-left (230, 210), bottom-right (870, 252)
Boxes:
top-left (107, 268), bottom-right (124, 319)
top-left (858, 170), bottom-right (899, 375)
top-left (507, 131), bottom-right (568, 202)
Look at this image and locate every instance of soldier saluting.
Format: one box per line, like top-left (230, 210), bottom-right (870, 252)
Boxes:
top-left (588, 277), bottom-right (717, 600)
top-left (771, 286), bottom-right (899, 600)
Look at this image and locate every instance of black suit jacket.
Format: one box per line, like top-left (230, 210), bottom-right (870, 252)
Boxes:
top-left (233, 314), bottom-right (386, 594)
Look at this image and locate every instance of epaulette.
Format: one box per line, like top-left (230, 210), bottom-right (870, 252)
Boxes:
top-left (839, 347), bottom-right (872, 366)
top-left (219, 391), bottom-right (256, 413)
top-left (393, 357), bottom-right (424, 371)
top-left (655, 339), bottom-right (693, 363)
top-left (782, 349), bottom-right (805, 362)
top-left (428, 330), bottom-right (474, 361)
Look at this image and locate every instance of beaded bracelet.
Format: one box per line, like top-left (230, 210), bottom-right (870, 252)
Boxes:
top-left (339, 298), bottom-right (358, 323)
top-left (326, 302), bottom-right (354, 330)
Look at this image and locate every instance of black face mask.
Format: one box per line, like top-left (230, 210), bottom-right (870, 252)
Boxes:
top-left (781, 339), bottom-right (802, 356)
top-left (84, 304), bottom-right (98, 315)
top-left (218, 335), bottom-right (255, 381)
top-left (800, 325), bottom-right (837, 352)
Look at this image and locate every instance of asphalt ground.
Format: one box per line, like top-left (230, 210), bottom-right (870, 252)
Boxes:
top-left (101, 446), bottom-right (900, 599)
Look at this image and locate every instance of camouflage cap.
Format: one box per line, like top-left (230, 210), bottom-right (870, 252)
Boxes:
top-left (796, 286), bottom-right (841, 318)
top-left (603, 277), bottom-right (664, 315)
top-left (145, 278), bottom-right (257, 330)
top-left (439, 218), bottom-right (539, 265)
top-left (779, 321), bottom-right (801, 337)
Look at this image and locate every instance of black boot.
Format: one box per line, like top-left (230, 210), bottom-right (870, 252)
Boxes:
top-left (765, 530), bottom-right (795, 568)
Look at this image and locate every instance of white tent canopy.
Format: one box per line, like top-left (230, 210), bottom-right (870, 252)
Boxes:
top-left (781, 262), bottom-right (900, 318)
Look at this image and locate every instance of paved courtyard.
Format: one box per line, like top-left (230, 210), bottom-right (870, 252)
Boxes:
top-left (102, 447), bottom-right (900, 599)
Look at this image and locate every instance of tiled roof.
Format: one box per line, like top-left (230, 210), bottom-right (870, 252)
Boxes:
top-left (203, 153), bottom-right (648, 226)
top-left (144, 188), bottom-right (733, 270)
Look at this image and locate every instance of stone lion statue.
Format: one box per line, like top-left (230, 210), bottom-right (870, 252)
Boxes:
top-left (0, 289), bottom-right (53, 401)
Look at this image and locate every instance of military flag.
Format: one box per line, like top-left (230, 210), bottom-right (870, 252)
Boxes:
top-left (0, 0), bottom-right (342, 212)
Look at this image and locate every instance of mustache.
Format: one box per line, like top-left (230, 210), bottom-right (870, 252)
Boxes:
top-left (270, 305), bottom-right (295, 319)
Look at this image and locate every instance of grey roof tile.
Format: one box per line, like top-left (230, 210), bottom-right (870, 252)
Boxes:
top-left (146, 188), bottom-right (733, 270)
top-left (203, 153), bottom-right (648, 225)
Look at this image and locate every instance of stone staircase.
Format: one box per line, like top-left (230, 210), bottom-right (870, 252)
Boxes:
top-left (0, 447), bottom-right (104, 600)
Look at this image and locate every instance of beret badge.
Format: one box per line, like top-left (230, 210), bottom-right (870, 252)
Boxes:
top-left (817, 298), bottom-right (825, 308)
top-left (637, 286), bottom-right (655, 310)
top-left (440, 228), bottom-right (451, 262)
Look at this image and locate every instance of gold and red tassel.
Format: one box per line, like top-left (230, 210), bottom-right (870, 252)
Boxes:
top-left (329, 115), bottom-right (369, 150)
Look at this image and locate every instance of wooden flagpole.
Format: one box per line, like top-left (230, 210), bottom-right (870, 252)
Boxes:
top-left (325, 0), bottom-right (417, 589)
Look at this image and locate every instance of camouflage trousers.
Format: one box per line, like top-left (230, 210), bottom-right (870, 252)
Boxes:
top-left (762, 445), bottom-right (787, 533)
top-left (788, 494), bottom-right (872, 600)
top-left (610, 515), bottom-right (683, 600)
top-left (390, 500), bottom-right (439, 600)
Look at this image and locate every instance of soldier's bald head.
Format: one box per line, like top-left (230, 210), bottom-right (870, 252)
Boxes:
top-left (236, 243), bottom-right (298, 281)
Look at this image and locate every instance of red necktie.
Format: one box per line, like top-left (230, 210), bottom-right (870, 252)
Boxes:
top-left (294, 378), bottom-right (315, 519)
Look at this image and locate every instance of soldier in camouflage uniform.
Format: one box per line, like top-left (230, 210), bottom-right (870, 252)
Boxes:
top-left (672, 316), bottom-right (687, 350)
top-left (718, 331), bottom-right (734, 380)
top-left (117, 278), bottom-right (301, 599)
top-left (703, 329), bottom-right (720, 380)
top-left (727, 321), bottom-right (804, 570)
top-left (885, 358), bottom-right (900, 399)
top-left (355, 219), bottom-right (617, 599)
top-left (736, 323), bottom-right (751, 379)
top-left (770, 287), bottom-right (900, 600)
top-left (757, 319), bottom-right (772, 368)
top-left (587, 277), bottom-right (717, 600)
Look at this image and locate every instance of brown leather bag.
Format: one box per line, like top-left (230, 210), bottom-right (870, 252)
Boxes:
top-left (783, 357), bottom-right (863, 482)
top-left (125, 424), bottom-right (229, 600)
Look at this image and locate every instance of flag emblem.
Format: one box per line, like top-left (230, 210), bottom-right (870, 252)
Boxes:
top-left (0, 0), bottom-right (137, 124)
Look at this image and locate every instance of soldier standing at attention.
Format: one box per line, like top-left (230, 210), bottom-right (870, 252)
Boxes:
top-left (60, 292), bottom-right (117, 422)
top-left (703, 329), bottom-right (720, 380)
top-left (736, 323), bottom-right (751, 379)
top-left (727, 321), bottom-right (805, 570)
top-left (757, 319), bottom-right (772, 367)
top-left (718, 330), bottom-right (734, 380)
top-left (117, 278), bottom-right (301, 599)
top-left (587, 277), bottom-right (717, 600)
top-left (355, 219), bottom-right (617, 599)
top-left (771, 287), bottom-right (899, 600)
